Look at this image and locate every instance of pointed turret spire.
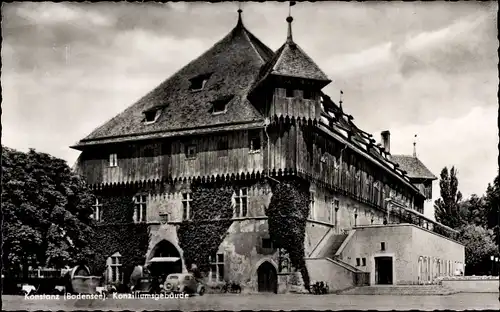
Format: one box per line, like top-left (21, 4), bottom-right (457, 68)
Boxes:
top-left (286, 2), bottom-right (296, 43)
top-left (339, 90), bottom-right (344, 111)
top-left (413, 134), bottom-right (417, 157)
top-left (237, 6), bottom-right (243, 27)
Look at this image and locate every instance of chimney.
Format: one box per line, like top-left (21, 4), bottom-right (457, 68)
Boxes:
top-left (381, 130), bottom-right (391, 154)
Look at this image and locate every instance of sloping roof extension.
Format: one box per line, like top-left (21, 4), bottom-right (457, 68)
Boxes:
top-left (391, 155), bottom-right (438, 180)
top-left (319, 93), bottom-right (426, 197)
top-left (72, 15), bottom-right (274, 149)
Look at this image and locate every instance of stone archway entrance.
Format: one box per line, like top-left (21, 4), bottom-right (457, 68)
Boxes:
top-left (257, 261), bottom-right (277, 293)
top-left (148, 240), bottom-right (182, 277)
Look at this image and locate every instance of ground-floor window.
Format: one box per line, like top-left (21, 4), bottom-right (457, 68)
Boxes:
top-left (107, 252), bottom-right (122, 283)
top-left (209, 253), bottom-right (224, 282)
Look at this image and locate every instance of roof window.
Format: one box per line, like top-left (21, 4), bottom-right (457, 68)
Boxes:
top-left (142, 105), bottom-right (166, 124)
top-left (211, 95), bottom-right (234, 115)
top-left (189, 73), bottom-right (212, 91)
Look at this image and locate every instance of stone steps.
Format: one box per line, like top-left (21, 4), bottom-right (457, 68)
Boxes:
top-left (339, 285), bottom-right (458, 296)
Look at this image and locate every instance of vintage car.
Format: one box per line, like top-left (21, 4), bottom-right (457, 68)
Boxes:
top-left (163, 273), bottom-right (205, 296)
top-left (131, 277), bottom-right (163, 294)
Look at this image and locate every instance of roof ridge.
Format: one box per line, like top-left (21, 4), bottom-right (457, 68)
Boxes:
top-left (242, 28), bottom-right (264, 64)
top-left (243, 27), bottom-right (275, 62)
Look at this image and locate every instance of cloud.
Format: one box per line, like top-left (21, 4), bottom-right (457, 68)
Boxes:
top-left (15, 2), bottom-right (113, 27)
top-left (377, 105), bottom-right (498, 198)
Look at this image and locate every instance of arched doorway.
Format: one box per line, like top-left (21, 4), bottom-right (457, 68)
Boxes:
top-left (257, 261), bottom-right (277, 293)
top-left (148, 240), bottom-right (182, 277)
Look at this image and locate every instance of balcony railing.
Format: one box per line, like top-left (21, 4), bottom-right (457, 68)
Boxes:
top-left (385, 198), bottom-right (459, 241)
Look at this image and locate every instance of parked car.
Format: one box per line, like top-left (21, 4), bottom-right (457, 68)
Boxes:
top-left (163, 273), bottom-right (205, 296)
top-left (131, 276), bottom-right (162, 294)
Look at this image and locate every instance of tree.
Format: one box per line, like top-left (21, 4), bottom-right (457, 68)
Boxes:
top-left (434, 166), bottom-right (463, 229)
top-left (2, 146), bottom-right (95, 276)
top-left (459, 194), bottom-right (488, 227)
top-left (458, 224), bottom-right (497, 275)
top-left (484, 175), bottom-right (500, 245)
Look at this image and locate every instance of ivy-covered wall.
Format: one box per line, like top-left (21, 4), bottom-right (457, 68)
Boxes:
top-left (177, 181), bottom-right (235, 273)
top-left (86, 190), bottom-right (150, 285)
top-left (266, 178), bottom-right (311, 291)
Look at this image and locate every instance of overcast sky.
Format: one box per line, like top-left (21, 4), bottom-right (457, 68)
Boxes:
top-left (2, 1), bottom-right (498, 200)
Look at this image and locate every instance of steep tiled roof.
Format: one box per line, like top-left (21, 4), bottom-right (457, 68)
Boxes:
top-left (319, 93), bottom-right (426, 197)
top-left (270, 42), bottom-right (330, 81)
top-left (252, 17), bottom-right (330, 91)
top-left (391, 155), bottom-right (438, 180)
top-left (73, 14), bottom-right (274, 148)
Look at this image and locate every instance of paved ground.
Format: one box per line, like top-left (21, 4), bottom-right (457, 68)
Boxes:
top-left (3, 293), bottom-right (499, 311)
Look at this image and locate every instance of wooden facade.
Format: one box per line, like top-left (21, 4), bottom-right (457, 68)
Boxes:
top-left (76, 86), bottom-right (425, 214)
top-left (76, 130), bottom-right (264, 186)
top-left (263, 116), bottom-right (423, 213)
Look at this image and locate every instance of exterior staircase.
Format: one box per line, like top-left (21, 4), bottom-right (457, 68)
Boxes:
top-left (309, 229), bottom-right (348, 259)
top-left (339, 285), bottom-right (458, 296)
top-left (322, 233), bottom-right (348, 259)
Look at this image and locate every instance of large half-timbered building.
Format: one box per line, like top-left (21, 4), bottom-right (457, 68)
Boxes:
top-left (72, 10), bottom-right (464, 293)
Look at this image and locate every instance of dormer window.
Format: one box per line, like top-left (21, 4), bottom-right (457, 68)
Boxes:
top-left (142, 105), bottom-right (166, 124)
top-left (285, 87), bottom-right (294, 98)
top-left (303, 90), bottom-right (313, 100)
top-left (189, 73), bottom-right (212, 91)
top-left (211, 95), bottom-right (233, 115)
top-left (144, 111), bottom-right (157, 122)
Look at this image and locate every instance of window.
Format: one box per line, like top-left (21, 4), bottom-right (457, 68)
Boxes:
top-left (356, 258), bottom-right (361, 266)
top-left (108, 252), bottom-right (122, 283)
top-left (186, 144), bottom-right (197, 159)
top-left (381, 242), bottom-right (386, 251)
top-left (362, 258), bottom-right (366, 266)
top-left (309, 191), bottom-right (315, 219)
top-left (234, 188), bottom-right (248, 218)
top-left (212, 101), bottom-right (227, 114)
top-left (143, 105), bottom-right (166, 124)
top-left (211, 95), bottom-right (233, 115)
top-left (303, 90), bottom-right (313, 100)
top-left (285, 87), bottom-right (294, 98)
top-left (249, 132), bottom-right (261, 153)
top-left (92, 197), bottom-right (103, 222)
top-left (144, 111), bottom-right (157, 122)
top-left (209, 253), bottom-right (224, 282)
top-left (182, 193), bottom-right (192, 221)
top-left (217, 136), bottom-right (229, 157)
top-left (189, 73), bottom-right (211, 91)
top-left (109, 153), bottom-right (118, 167)
top-left (262, 238), bottom-right (273, 249)
top-left (134, 195), bottom-right (147, 223)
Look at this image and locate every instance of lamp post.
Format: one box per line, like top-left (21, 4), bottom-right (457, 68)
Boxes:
top-left (496, 257), bottom-right (499, 276)
top-left (491, 256), bottom-right (495, 275)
